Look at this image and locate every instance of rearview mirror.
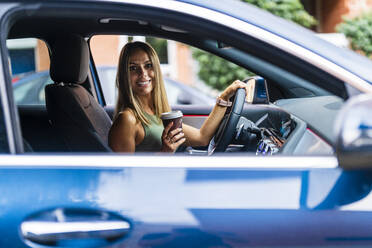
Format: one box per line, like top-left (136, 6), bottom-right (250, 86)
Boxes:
top-left (335, 94), bottom-right (372, 169)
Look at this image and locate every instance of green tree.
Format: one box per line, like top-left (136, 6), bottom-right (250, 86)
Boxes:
top-left (193, 0), bottom-right (317, 90)
top-left (243, 0), bottom-right (316, 28)
top-left (192, 49), bottom-right (254, 91)
top-left (337, 12), bottom-right (372, 57)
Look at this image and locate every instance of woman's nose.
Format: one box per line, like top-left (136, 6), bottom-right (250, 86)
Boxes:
top-left (138, 66), bottom-right (148, 76)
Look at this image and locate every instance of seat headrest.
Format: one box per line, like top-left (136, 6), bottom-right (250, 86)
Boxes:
top-left (50, 35), bottom-right (89, 84)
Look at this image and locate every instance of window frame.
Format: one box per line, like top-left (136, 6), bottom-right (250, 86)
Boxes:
top-left (0, 2), bottom-right (25, 154)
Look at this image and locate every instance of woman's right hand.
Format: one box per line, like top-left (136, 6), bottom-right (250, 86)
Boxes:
top-left (219, 80), bottom-right (250, 102)
top-left (161, 122), bottom-right (186, 153)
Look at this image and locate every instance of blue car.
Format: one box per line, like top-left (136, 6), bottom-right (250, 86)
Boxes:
top-left (0, 0), bottom-right (372, 247)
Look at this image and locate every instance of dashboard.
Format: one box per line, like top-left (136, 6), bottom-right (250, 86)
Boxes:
top-left (243, 95), bottom-right (339, 155)
top-left (183, 95), bottom-right (338, 156)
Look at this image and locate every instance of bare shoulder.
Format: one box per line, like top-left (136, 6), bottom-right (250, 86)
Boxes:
top-left (109, 109), bottom-right (139, 152)
top-left (109, 109), bottom-right (138, 137)
top-left (113, 109), bottom-right (138, 127)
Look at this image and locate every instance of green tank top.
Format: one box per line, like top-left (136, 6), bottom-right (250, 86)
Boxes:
top-left (135, 112), bottom-right (164, 152)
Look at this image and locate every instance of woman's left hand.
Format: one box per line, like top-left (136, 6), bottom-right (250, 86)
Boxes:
top-left (218, 80), bottom-right (250, 102)
top-left (161, 122), bottom-right (186, 153)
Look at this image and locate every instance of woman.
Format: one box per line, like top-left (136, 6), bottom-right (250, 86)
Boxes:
top-left (108, 41), bottom-right (250, 153)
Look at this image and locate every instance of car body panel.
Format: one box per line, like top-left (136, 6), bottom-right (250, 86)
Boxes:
top-left (0, 155), bottom-right (371, 247)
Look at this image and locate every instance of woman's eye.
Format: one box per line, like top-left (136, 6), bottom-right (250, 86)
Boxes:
top-left (129, 66), bottom-right (137, 71)
top-left (145, 63), bottom-right (153, 69)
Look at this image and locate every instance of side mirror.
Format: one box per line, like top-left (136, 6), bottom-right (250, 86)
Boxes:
top-left (335, 94), bottom-right (372, 169)
top-left (244, 76), bottom-right (269, 104)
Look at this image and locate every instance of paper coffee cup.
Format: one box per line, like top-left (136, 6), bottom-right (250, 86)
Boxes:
top-left (161, 111), bottom-right (183, 131)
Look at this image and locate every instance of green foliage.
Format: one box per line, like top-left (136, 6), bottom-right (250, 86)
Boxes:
top-left (146, 37), bottom-right (168, 63)
top-left (243, 0), bottom-right (317, 28)
top-left (192, 49), bottom-right (254, 91)
top-left (193, 0), bottom-right (317, 90)
top-left (337, 13), bottom-right (372, 57)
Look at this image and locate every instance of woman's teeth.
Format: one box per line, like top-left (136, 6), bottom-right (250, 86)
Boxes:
top-left (138, 80), bottom-right (150, 86)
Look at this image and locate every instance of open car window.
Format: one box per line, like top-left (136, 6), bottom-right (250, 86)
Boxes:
top-left (4, 1), bottom-right (351, 157)
top-left (7, 34), bottom-right (337, 156)
top-left (90, 35), bottom-right (219, 107)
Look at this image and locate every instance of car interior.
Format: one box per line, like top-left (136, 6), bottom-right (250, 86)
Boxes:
top-left (45, 34), bottom-right (112, 152)
top-left (5, 2), bottom-right (346, 155)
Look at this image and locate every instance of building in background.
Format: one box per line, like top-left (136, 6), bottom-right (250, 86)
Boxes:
top-left (301, 0), bottom-right (372, 32)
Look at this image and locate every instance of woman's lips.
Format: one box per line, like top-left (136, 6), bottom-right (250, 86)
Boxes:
top-left (137, 80), bottom-right (151, 87)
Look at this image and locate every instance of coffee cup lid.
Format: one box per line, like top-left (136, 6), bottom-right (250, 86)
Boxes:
top-left (160, 110), bottom-right (183, 120)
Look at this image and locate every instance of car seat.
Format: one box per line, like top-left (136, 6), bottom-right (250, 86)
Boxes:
top-left (45, 34), bottom-right (112, 152)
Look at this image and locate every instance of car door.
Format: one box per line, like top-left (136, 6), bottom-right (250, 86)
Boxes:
top-left (1, 1), bottom-right (372, 248)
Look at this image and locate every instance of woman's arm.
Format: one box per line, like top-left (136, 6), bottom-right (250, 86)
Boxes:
top-left (108, 110), bottom-right (138, 153)
top-left (182, 104), bottom-right (227, 147)
top-left (183, 80), bottom-right (250, 147)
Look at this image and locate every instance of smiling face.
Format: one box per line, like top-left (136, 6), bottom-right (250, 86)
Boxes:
top-left (128, 48), bottom-right (155, 98)
top-left (115, 41), bottom-right (170, 122)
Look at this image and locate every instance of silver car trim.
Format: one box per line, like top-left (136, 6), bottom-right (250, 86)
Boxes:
top-left (0, 155), bottom-right (338, 169)
top-left (109, 0), bottom-right (372, 93)
top-left (0, 4), bottom-right (18, 154)
top-left (21, 220), bottom-right (130, 242)
top-left (0, 61), bottom-right (15, 154)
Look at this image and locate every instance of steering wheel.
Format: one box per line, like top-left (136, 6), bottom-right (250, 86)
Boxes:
top-left (208, 88), bottom-right (246, 155)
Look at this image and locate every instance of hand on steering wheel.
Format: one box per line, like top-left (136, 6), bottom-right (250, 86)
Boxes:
top-left (218, 80), bottom-right (250, 102)
top-left (208, 80), bottom-right (249, 155)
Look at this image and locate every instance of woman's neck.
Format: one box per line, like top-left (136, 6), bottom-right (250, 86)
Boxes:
top-left (138, 95), bottom-right (155, 115)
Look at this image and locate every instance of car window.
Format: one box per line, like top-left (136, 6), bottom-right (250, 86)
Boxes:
top-left (7, 38), bottom-right (52, 105)
top-left (3, 3), bottom-right (344, 157)
top-left (90, 35), bottom-right (219, 106)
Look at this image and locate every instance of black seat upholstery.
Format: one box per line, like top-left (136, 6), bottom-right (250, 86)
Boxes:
top-left (45, 35), bottom-right (112, 152)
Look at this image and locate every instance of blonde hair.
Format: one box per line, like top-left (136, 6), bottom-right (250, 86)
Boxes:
top-left (114, 41), bottom-right (170, 126)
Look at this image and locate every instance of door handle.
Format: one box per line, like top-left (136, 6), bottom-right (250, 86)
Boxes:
top-left (22, 220), bottom-right (130, 243)
top-left (20, 208), bottom-right (131, 246)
